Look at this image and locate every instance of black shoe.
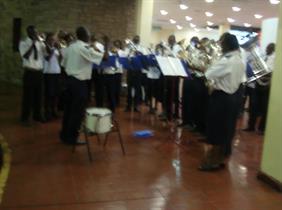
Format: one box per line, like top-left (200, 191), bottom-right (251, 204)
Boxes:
top-left (20, 120), bottom-right (32, 127)
top-left (124, 107), bottom-right (131, 112)
top-left (198, 164), bottom-right (222, 172)
top-left (33, 117), bottom-right (47, 123)
top-left (134, 108), bottom-right (140, 113)
top-left (75, 139), bottom-right (86, 145)
top-left (242, 127), bottom-right (255, 132)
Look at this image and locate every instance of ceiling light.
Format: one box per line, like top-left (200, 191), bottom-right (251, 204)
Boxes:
top-left (269, 0), bottom-right (280, 4)
top-left (232, 6), bottom-right (241, 12)
top-left (160, 10), bottom-right (168, 16)
top-left (205, 0), bottom-right (215, 3)
top-left (207, 27), bottom-right (213, 31)
top-left (194, 28), bottom-right (200, 32)
top-left (227, 18), bottom-right (235, 23)
top-left (254, 14), bottom-right (263, 19)
top-left (205, 12), bottom-right (214, 17)
top-left (190, 23), bottom-right (196, 28)
top-left (176, 25), bottom-right (183, 30)
top-left (169, 19), bottom-right (176, 24)
top-left (207, 21), bottom-right (214, 26)
top-left (179, 4), bottom-right (189, 10)
top-left (185, 16), bottom-right (193, 21)
top-left (244, 23), bottom-right (251, 27)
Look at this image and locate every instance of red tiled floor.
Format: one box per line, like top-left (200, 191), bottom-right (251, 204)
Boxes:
top-left (0, 84), bottom-right (281, 210)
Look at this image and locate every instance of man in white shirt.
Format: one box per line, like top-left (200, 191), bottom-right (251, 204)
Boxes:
top-left (199, 33), bottom-right (246, 171)
top-left (43, 33), bottom-right (62, 121)
top-left (162, 35), bottom-right (182, 121)
top-left (60, 26), bottom-right (104, 145)
top-left (244, 43), bottom-right (275, 133)
top-left (125, 35), bottom-right (144, 112)
top-left (19, 25), bottom-right (46, 125)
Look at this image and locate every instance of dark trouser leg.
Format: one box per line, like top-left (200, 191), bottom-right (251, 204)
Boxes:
top-left (133, 78), bottom-right (142, 109)
top-left (104, 74), bottom-right (116, 112)
top-left (60, 77), bottom-right (88, 144)
top-left (115, 74), bottom-right (122, 106)
top-left (32, 71), bottom-right (43, 120)
top-left (93, 71), bottom-right (104, 107)
top-left (44, 75), bottom-right (51, 119)
top-left (258, 86), bottom-right (270, 132)
top-left (247, 87), bottom-right (257, 130)
top-left (21, 70), bottom-right (33, 122)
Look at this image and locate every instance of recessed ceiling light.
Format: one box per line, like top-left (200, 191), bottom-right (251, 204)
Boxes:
top-left (232, 6), bottom-right (241, 12)
top-left (207, 27), bottom-right (213, 31)
top-left (205, 11), bottom-right (214, 17)
top-left (179, 4), bottom-right (189, 10)
top-left (254, 14), bottom-right (263, 19)
top-left (185, 16), bottom-right (193, 21)
top-left (160, 10), bottom-right (168, 15)
top-left (244, 23), bottom-right (252, 27)
top-left (194, 28), bottom-right (200, 32)
top-left (269, 0), bottom-right (280, 4)
top-left (227, 18), bottom-right (235, 23)
top-left (205, 0), bottom-right (215, 3)
top-left (169, 19), bottom-right (176, 24)
top-left (176, 25), bottom-right (183, 30)
top-left (207, 21), bottom-right (214, 26)
top-left (190, 23), bottom-right (196, 28)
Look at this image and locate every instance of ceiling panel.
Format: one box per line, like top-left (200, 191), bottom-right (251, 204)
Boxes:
top-left (153, 0), bottom-right (280, 29)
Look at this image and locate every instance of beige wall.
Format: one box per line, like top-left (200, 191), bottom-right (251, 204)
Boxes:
top-left (150, 28), bottom-right (220, 47)
top-left (260, 3), bottom-right (282, 183)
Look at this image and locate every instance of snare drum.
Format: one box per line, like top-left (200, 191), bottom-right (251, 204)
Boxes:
top-left (85, 108), bottom-right (112, 133)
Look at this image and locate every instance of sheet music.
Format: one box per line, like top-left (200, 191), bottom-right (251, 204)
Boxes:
top-left (167, 57), bottom-right (188, 77)
top-left (155, 56), bottom-right (175, 76)
top-left (156, 56), bottom-right (188, 77)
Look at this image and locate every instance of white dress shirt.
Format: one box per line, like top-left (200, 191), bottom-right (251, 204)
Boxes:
top-left (166, 44), bottom-right (182, 57)
top-left (62, 40), bottom-right (103, 81)
top-left (205, 50), bottom-right (246, 94)
top-left (265, 53), bottom-right (275, 72)
top-left (43, 48), bottom-right (61, 74)
top-left (19, 37), bottom-right (46, 70)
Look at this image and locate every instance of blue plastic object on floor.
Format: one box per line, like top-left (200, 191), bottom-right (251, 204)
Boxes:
top-left (133, 130), bottom-right (154, 138)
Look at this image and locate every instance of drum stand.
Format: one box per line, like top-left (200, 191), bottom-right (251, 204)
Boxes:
top-left (72, 118), bottom-right (126, 162)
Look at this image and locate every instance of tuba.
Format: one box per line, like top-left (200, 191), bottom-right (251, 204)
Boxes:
top-left (241, 36), bottom-right (270, 83)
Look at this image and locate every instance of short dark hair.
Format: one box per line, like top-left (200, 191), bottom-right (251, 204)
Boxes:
top-left (26, 25), bottom-right (35, 34)
top-left (76, 26), bottom-right (89, 42)
top-left (220, 33), bottom-right (239, 53)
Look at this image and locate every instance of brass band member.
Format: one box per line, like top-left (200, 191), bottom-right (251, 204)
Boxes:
top-left (160, 35), bottom-right (182, 121)
top-left (125, 35), bottom-right (145, 112)
top-left (19, 25), bottom-right (46, 126)
top-left (244, 43), bottom-right (275, 134)
top-left (43, 33), bottom-right (62, 121)
top-left (199, 33), bottom-right (245, 171)
top-left (60, 26), bottom-right (105, 145)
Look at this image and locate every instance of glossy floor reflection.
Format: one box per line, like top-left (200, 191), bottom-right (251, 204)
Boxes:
top-left (0, 85), bottom-right (281, 210)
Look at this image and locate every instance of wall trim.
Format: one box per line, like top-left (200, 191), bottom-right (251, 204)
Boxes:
top-left (257, 171), bottom-right (282, 192)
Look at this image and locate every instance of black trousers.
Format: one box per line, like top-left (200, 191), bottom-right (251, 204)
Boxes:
top-left (206, 90), bottom-right (237, 147)
top-left (182, 78), bottom-right (195, 125)
top-left (21, 69), bottom-right (43, 122)
top-left (44, 74), bottom-right (60, 118)
top-left (60, 76), bottom-right (88, 144)
top-left (104, 74), bottom-right (117, 112)
top-left (165, 77), bottom-right (179, 120)
top-left (192, 77), bottom-right (209, 133)
top-left (93, 70), bottom-right (104, 107)
top-left (248, 84), bottom-right (270, 131)
top-left (126, 71), bottom-right (142, 109)
top-left (141, 73), bottom-right (149, 103)
top-left (114, 73), bottom-right (122, 106)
